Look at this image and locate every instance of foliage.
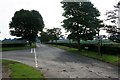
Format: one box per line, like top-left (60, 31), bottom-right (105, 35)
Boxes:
top-left (9, 9), bottom-right (44, 45)
top-left (2, 43), bottom-right (26, 47)
top-left (47, 28), bottom-right (63, 42)
top-left (49, 44), bottom-right (119, 66)
top-left (47, 42), bottom-right (120, 55)
top-left (61, 2), bottom-right (103, 50)
top-left (40, 31), bottom-right (50, 43)
top-left (105, 1), bottom-right (120, 43)
top-left (1, 43), bottom-right (36, 51)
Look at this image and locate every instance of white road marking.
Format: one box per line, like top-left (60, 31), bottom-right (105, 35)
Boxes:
top-left (34, 48), bottom-right (38, 68)
top-left (30, 48), bottom-right (38, 68)
top-left (31, 48), bottom-right (33, 53)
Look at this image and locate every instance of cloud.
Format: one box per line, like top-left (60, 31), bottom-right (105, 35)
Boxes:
top-left (0, 0), bottom-right (117, 40)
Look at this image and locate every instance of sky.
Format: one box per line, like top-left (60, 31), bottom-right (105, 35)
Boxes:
top-left (0, 0), bottom-right (119, 40)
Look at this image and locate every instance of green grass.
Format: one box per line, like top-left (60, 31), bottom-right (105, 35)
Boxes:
top-left (2, 59), bottom-right (45, 79)
top-left (80, 50), bottom-right (119, 65)
top-left (49, 44), bottom-right (120, 67)
top-left (0, 44), bottom-right (36, 51)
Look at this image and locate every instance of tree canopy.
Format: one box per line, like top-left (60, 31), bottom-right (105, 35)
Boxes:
top-left (40, 31), bottom-right (50, 43)
top-left (47, 28), bottom-right (63, 43)
top-left (39, 28), bottom-right (63, 43)
top-left (9, 9), bottom-right (44, 45)
top-left (105, 1), bottom-right (120, 43)
top-left (61, 2), bottom-right (103, 50)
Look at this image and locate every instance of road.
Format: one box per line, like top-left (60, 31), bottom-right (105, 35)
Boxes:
top-left (2, 43), bottom-right (119, 78)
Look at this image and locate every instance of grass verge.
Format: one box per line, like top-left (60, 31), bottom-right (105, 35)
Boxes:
top-left (2, 59), bottom-right (45, 80)
top-left (49, 44), bottom-right (120, 67)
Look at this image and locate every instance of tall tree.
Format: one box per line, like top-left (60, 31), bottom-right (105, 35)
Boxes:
top-left (61, 2), bottom-right (103, 50)
top-left (47, 28), bottom-right (62, 43)
top-left (40, 31), bottom-right (50, 43)
top-left (105, 1), bottom-right (120, 43)
top-left (9, 9), bottom-right (44, 46)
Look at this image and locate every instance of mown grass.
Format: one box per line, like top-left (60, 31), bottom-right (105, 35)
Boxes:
top-left (0, 44), bottom-right (36, 52)
top-left (50, 44), bottom-right (120, 67)
top-left (80, 50), bottom-right (119, 65)
top-left (2, 59), bottom-right (45, 80)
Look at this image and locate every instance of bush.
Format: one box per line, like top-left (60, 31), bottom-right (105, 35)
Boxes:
top-left (2, 43), bottom-right (27, 48)
top-left (47, 43), bottom-right (120, 55)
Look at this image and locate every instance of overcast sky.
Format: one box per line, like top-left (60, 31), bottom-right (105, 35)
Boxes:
top-left (0, 0), bottom-right (118, 40)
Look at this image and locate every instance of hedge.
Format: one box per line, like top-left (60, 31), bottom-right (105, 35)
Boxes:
top-left (2, 43), bottom-right (27, 48)
top-left (47, 43), bottom-right (120, 55)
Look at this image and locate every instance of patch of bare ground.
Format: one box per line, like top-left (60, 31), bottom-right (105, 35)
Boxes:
top-left (2, 62), bottom-right (11, 80)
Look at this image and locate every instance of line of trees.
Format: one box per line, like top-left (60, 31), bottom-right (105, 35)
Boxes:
top-left (105, 1), bottom-right (120, 43)
top-left (40, 28), bottom-right (63, 43)
top-left (9, 1), bottom-right (120, 48)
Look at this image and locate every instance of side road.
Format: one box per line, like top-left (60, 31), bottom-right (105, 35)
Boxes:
top-left (2, 43), bottom-right (119, 78)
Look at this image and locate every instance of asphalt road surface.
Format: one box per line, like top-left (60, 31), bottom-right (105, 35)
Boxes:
top-left (2, 43), bottom-right (119, 78)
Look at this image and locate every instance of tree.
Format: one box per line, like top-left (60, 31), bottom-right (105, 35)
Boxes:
top-left (47, 28), bottom-right (62, 43)
top-left (40, 31), bottom-right (50, 43)
top-left (61, 2), bottom-right (103, 50)
top-left (9, 9), bottom-right (44, 46)
top-left (105, 1), bottom-right (120, 43)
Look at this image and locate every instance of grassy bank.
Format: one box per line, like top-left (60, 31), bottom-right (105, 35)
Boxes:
top-left (2, 59), bottom-right (44, 80)
top-left (50, 44), bottom-right (120, 67)
top-left (0, 44), bottom-right (36, 51)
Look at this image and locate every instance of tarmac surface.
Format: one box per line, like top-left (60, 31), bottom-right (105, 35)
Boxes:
top-left (2, 43), bottom-right (119, 79)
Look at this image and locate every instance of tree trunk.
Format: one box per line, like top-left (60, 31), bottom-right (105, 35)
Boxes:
top-left (51, 40), bottom-right (53, 43)
top-left (56, 40), bottom-right (57, 43)
top-left (97, 30), bottom-right (102, 56)
top-left (98, 42), bottom-right (101, 55)
top-left (29, 39), bottom-right (32, 46)
top-left (69, 39), bottom-right (71, 48)
top-left (77, 39), bottom-right (81, 51)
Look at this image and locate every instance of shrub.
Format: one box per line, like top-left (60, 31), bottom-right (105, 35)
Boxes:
top-left (2, 43), bottom-right (27, 48)
top-left (47, 43), bottom-right (120, 55)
